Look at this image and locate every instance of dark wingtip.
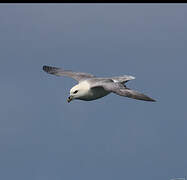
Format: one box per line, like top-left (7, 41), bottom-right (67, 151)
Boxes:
top-left (43, 65), bottom-right (49, 72)
top-left (43, 65), bottom-right (56, 73)
top-left (142, 95), bottom-right (156, 102)
top-left (151, 99), bottom-right (156, 102)
top-left (148, 98), bottom-right (156, 102)
top-left (42, 65), bottom-right (60, 76)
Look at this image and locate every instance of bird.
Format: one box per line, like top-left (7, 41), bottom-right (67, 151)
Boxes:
top-left (43, 65), bottom-right (156, 103)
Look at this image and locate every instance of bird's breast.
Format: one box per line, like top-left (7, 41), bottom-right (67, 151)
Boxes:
top-left (79, 86), bottom-right (110, 101)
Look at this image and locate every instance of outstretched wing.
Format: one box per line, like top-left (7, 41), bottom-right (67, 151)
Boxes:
top-left (91, 81), bottom-right (156, 102)
top-left (113, 88), bottom-right (156, 102)
top-left (43, 65), bottom-right (95, 82)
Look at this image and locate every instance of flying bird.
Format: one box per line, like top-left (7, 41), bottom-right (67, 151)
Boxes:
top-left (43, 65), bottom-right (156, 103)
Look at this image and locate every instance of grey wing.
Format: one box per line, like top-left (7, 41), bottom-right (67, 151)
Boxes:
top-left (43, 65), bottom-right (95, 82)
top-left (113, 88), bottom-right (156, 102)
top-left (91, 81), bottom-right (156, 102)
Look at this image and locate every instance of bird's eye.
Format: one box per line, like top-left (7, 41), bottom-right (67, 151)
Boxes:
top-left (73, 90), bottom-right (78, 94)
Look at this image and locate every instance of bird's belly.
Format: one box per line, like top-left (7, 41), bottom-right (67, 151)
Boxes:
top-left (79, 88), bottom-right (110, 101)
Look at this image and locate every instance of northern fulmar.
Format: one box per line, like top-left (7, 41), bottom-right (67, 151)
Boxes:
top-left (43, 65), bottom-right (156, 103)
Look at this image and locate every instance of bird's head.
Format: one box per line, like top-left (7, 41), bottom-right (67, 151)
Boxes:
top-left (67, 82), bottom-right (90, 103)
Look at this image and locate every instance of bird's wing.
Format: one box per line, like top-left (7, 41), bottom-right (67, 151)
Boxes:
top-left (113, 88), bottom-right (156, 101)
top-left (43, 65), bottom-right (95, 82)
top-left (91, 81), bottom-right (156, 102)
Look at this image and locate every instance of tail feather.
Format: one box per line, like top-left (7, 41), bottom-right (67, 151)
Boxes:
top-left (111, 75), bottom-right (135, 83)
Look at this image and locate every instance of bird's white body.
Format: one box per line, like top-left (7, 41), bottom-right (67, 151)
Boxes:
top-left (70, 80), bottom-right (110, 101)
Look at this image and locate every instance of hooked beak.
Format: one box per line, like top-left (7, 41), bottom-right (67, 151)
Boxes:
top-left (67, 95), bottom-right (73, 103)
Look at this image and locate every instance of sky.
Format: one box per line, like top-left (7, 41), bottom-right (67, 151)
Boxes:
top-left (0, 4), bottom-right (187, 180)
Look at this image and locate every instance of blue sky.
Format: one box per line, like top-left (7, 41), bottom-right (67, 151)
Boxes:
top-left (0, 4), bottom-right (187, 180)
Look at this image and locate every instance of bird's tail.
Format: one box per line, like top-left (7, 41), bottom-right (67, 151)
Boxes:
top-left (111, 75), bottom-right (135, 83)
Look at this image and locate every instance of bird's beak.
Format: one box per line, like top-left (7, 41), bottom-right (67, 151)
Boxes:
top-left (67, 95), bottom-right (73, 103)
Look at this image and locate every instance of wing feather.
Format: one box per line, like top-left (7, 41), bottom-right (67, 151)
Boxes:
top-left (113, 88), bottom-right (156, 101)
top-left (91, 81), bottom-right (156, 102)
top-left (43, 65), bottom-right (95, 82)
